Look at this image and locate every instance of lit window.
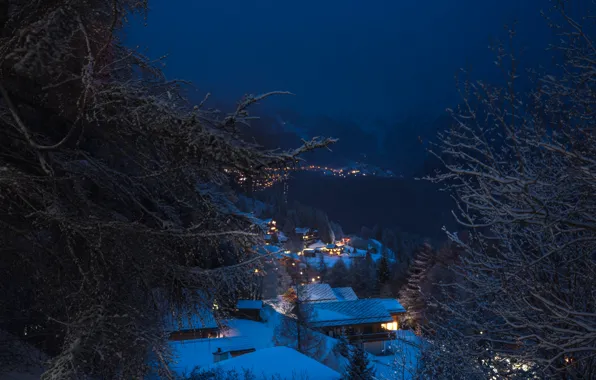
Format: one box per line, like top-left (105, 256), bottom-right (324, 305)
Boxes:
top-left (381, 321), bottom-right (398, 331)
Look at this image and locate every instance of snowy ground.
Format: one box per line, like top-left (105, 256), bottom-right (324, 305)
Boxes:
top-left (169, 319), bottom-right (276, 376)
top-left (371, 331), bottom-right (423, 380)
top-left (206, 346), bottom-right (341, 380)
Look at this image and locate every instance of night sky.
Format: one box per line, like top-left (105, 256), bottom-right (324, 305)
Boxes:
top-left (125, 1), bottom-right (562, 236)
top-left (126, 1), bottom-right (552, 125)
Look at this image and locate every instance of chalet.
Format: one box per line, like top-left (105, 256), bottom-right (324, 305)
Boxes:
top-left (302, 249), bottom-right (316, 257)
top-left (296, 283), bottom-right (338, 302)
top-left (295, 227), bottom-right (318, 244)
top-left (309, 298), bottom-right (394, 337)
top-left (323, 243), bottom-right (342, 255)
top-left (234, 300), bottom-right (263, 321)
top-left (282, 283), bottom-right (407, 354)
top-left (264, 219), bottom-right (277, 234)
top-left (165, 306), bottom-right (221, 341)
top-left (379, 298), bottom-right (406, 331)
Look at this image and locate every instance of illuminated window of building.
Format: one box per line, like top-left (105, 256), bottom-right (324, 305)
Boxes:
top-left (381, 321), bottom-right (398, 331)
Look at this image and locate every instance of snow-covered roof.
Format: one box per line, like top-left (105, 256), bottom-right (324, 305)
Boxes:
top-left (262, 245), bottom-right (281, 253)
top-left (164, 307), bottom-right (218, 333)
top-left (169, 318), bottom-right (276, 374)
top-left (295, 227), bottom-right (310, 234)
top-left (310, 299), bottom-right (393, 328)
top-left (297, 283), bottom-right (338, 302)
top-left (209, 346), bottom-right (340, 380)
top-left (326, 244), bottom-right (337, 249)
top-left (264, 234), bottom-right (272, 241)
top-left (378, 298), bottom-right (406, 314)
top-left (277, 231), bottom-right (288, 242)
top-left (236, 300), bottom-right (263, 310)
top-left (332, 287), bottom-right (358, 301)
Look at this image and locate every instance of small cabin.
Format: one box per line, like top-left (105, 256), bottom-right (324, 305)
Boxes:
top-left (166, 307), bottom-right (221, 341)
top-left (323, 244), bottom-right (342, 255)
top-left (302, 249), bottom-right (316, 257)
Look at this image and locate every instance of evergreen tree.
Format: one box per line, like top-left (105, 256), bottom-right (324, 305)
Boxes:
top-left (328, 258), bottom-right (349, 287)
top-left (270, 232), bottom-right (279, 244)
top-left (274, 285), bottom-right (324, 358)
top-left (318, 254), bottom-right (328, 283)
top-left (0, 0), bottom-right (335, 374)
top-left (344, 343), bottom-right (375, 380)
top-left (348, 258), bottom-right (367, 294)
top-left (333, 327), bottom-right (350, 358)
top-left (377, 256), bottom-right (391, 286)
top-left (398, 243), bottom-right (436, 328)
top-left (330, 221), bottom-right (344, 241)
top-left (349, 253), bottom-right (376, 296)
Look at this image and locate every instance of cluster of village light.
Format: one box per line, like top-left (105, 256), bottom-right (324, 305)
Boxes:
top-left (224, 164), bottom-right (395, 191)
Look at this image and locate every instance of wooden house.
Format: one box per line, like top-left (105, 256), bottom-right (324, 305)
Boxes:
top-left (286, 284), bottom-right (407, 354)
top-left (295, 227), bottom-right (318, 244)
top-left (323, 243), bottom-right (342, 255)
top-left (165, 306), bottom-right (221, 341)
top-left (302, 249), bottom-right (316, 257)
top-left (309, 299), bottom-right (397, 354)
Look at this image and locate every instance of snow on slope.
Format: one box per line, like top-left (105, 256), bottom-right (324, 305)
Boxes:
top-left (372, 331), bottom-right (423, 380)
top-left (208, 346), bottom-right (341, 380)
top-left (0, 330), bottom-right (46, 380)
top-left (169, 319), bottom-right (276, 376)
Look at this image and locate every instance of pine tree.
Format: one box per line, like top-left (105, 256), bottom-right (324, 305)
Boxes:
top-left (398, 243), bottom-right (436, 328)
top-left (333, 327), bottom-right (350, 358)
top-left (275, 285), bottom-right (324, 358)
top-left (377, 256), bottom-right (391, 287)
top-left (328, 258), bottom-right (349, 287)
top-left (318, 254), bottom-right (328, 282)
top-left (350, 253), bottom-right (377, 296)
top-left (377, 256), bottom-right (390, 283)
top-left (344, 343), bottom-right (375, 380)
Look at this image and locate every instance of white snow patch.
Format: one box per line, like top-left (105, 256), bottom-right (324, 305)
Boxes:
top-left (208, 346), bottom-right (341, 380)
top-left (169, 319), bottom-right (275, 376)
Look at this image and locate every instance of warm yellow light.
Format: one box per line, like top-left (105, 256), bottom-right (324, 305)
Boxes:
top-left (292, 263), bottom-right (295, 266)
top-left (254, 269), bottom-right (259, 273)
top-left (382, 321), bottom-right (398, 331)
top-left (311, 278), bottom-right (316, 282)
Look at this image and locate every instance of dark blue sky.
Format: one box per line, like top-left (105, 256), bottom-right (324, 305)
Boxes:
top-left (126, 0), bottom-right (552, 128)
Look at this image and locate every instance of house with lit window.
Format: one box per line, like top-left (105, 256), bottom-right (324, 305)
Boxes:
top-left (281, 283), bottom-right (407, 354)
top-left (295, 227), bottom-right (318, 244)
top-left (322, 243), bottom-right (343, 255)
top-left (165, 305), bottom-right (221, 341)
top-left (264, 219), bottom-right (277, 234)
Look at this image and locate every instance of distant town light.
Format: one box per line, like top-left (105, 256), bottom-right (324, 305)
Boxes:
top-left (311, 278), bottom-right (316, 282)
top-left (254, 269), bottom-right (259, 273)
